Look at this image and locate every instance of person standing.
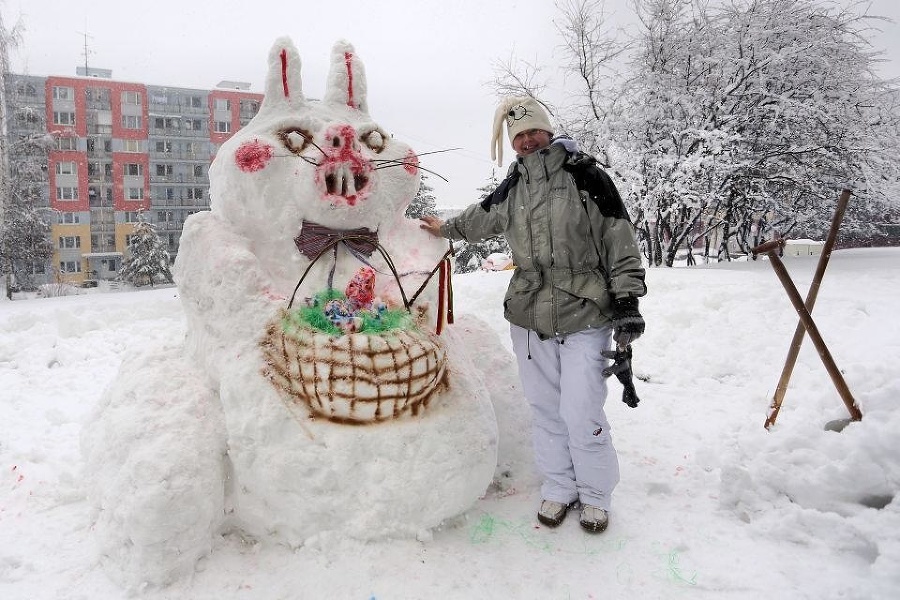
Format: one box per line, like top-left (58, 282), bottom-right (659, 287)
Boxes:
top-left (420, 96), bottom-right (646, 533)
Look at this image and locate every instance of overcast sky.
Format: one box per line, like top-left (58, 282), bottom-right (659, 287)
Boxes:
top-left (3, 0), bottom-right (898, 209)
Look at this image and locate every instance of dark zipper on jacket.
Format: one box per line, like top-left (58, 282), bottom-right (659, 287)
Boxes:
top-left (540, 149), bottom-right (559, 338)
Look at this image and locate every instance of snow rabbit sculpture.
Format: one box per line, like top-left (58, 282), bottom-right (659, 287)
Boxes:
top-left (81, 38), bottom-right (524, 590)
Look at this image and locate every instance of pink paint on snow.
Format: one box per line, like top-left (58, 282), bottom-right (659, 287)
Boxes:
top-left (313, 123), bottom-right (374, 206)
top-left (403, 148), bottom-right (419, 175)
top-left (235, 140), bottom-right (274, 172)
top-left (344, 52), bottom-right (355, 109)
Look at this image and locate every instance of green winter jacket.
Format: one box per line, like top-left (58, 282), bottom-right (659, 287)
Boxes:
top-left (442, 142), bottom-right (646, 339)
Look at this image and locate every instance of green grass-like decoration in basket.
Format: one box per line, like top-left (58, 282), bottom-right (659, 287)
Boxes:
top-left (282, 289), bottom-right (414, 337)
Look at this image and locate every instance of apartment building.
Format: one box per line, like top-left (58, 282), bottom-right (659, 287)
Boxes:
top-left (4, 70), bottom-right (262, 286)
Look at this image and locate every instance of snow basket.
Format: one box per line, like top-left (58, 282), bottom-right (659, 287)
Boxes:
top-left (260, 233), bottom-right (448, 424)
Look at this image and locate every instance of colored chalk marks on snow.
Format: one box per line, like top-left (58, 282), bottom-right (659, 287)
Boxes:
top-left (469, 513), bottom-right (627, 555)
top-left (469, 513), bottom-right (698, 588)
top-left (652, 541), bottom-right (698, 586)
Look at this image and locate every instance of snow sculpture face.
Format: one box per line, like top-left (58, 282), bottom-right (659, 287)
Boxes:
top-left (198, 38), bottom-right (452, 425)
top-left (209, 38), bottom-right (421, 278)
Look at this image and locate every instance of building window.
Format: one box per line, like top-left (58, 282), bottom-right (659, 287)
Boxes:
top-left (214, 121), bottom-right (231, 133)
top-left (26, 260), bottom-right (46, 275)
top-left (165, 188), bottom-right (175, 200)
top-left (190, 96), bottom-right (203, 108)
top-left (59, 236), bottom-right (81, 249)
top-left (193, 165), bottom-right (204, 178)
top-left (56, 186), bottom-right (79, 201)
top-left (86, 87), bottom-right (111, 103)
top-left (156, 164), bottom-right (173, 177)
top-left (214, 98), bottom-right (231, 111)
top-left (125, 163), bottom-right (143, 176)
top-left (53, 112), bottom-right (76, 126)
top-left (124, 139), bottom-right (140, 152)
top-left (53, 86), bottom-right (74, 100)
top-left (124, 212), bottom-right (141, 222)
top-left (122, 91), bottom-right (142, 105)
top-left (16, 109), bottom-right (40, 125)
top-left (60, 260), bottom-right (82, 273)
top-left (17, 82), bottom-right (38, 96)
top-left (55, 161), bottom-right (77, 175)
top-left (156, 141), bottom-right (172, 153)
top-left (187, 188), bottom-right (204, 200)
top-left (184, 118), bottom-right (203, 131)
top-left (57, 212), bottom-right (81, 224)
top-left (184, 142), bottom-right (197, 155)
top-left (122, 115), bottom-right (142, 129)
top-left (127, 187), bottom-right (144, 200)
top-left (55, 136), bottom-right (77, 151)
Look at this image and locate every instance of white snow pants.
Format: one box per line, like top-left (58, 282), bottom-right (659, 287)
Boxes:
top-left (510, 324), bottom-right (620, 510)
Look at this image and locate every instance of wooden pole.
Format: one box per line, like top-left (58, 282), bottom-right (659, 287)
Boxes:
top-left (753, 240), bottom-right (862, 423)
top-left (764, 189), bottom-right (852, 429)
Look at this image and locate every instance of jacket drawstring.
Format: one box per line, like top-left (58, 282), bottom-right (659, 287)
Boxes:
top-left (517, 157), bottom-right (531, 184)
top-left (526, 329), bottom-right (532, 360)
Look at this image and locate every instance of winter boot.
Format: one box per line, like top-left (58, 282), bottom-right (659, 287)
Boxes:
top-left (579, 505), bottom-right (609, 533)
top-left (537, 500), bottom-right (575, 528)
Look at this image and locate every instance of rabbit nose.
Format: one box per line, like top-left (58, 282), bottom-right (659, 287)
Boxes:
top-left (316, 124), bottom-right (373, 206)
top-left (330, 133), bottom-right (359, 152)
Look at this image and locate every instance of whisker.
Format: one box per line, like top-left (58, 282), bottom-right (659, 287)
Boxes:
top-left (267, 152), bottom-right (320, 166)
top-left (305, 139), bottom-right (328, 158)
top-left (370, 147), bottom-right (462, 164)
top-left (406, 147), bottom-right (463, 158)
top-left (374, 161), bottom-right (449, 182)
top-left (265, 143), bottom-right (459, 179)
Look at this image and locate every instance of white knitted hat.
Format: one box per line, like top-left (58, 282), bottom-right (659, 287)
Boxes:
top-left (490, 96), bottom-right (554, 165)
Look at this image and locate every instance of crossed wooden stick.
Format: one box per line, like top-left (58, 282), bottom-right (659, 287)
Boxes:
top-left (751, 189), bottom-right (863, 430)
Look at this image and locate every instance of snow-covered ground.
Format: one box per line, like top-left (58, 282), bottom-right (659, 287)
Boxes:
top-left (1, 247), bottom-right (898, 600)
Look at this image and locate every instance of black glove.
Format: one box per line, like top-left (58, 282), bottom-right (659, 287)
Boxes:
top-left (611, 296), bottom-right (645, 346)
top-left (601, 345), bottom-right (640, 408)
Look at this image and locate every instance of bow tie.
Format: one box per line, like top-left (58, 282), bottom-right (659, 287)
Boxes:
top-left (294, 221), bottom-right (379, 260)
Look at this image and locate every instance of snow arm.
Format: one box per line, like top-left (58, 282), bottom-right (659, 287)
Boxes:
top-left (173, 211), bottom-right (285, 380)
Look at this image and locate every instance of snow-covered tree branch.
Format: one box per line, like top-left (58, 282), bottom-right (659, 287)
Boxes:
top-left (494, 0), bottom-right (900, 266)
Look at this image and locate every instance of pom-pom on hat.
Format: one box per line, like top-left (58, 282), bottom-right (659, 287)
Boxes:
top-left (491, 96), bottom-right (554, 166)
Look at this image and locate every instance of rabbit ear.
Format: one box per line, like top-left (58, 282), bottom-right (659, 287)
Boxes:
top-left (259, 36), bottom-right (306, 113)
top-left (324, 40), bottom-right (368, 114)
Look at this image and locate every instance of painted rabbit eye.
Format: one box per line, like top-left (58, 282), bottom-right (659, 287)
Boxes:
top-left (360, 128), bottom-right (387, 154)
top-left (277, 127), bottom-right (312, 155)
